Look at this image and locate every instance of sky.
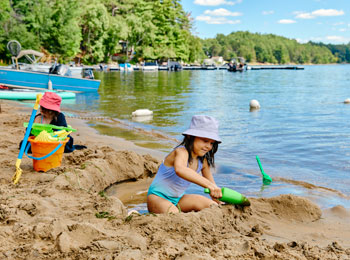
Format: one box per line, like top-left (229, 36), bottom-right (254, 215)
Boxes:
top-left (181, 0), bottom-right (350, 44)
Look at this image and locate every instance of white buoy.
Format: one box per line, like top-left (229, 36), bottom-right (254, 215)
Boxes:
top-left (344, 98), bottom-right (350, 104)
top-left (249, 99), bottom-right (260, 110)
top-left (132, 109), bottom-right (153, 117)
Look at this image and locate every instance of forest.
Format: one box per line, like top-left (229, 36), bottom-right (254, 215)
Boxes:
top-left (0, 0), bottom-right (350, 65)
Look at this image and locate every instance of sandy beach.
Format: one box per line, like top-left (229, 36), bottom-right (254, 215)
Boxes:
top-left (0, 100), bottom-right (349, 260)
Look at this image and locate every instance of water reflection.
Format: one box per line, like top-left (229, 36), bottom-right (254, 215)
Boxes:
top-left (96, 71), bottom-right (193, 128)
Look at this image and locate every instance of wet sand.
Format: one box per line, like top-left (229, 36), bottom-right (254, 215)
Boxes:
top-left (0, 100), bottom-right (349, 259)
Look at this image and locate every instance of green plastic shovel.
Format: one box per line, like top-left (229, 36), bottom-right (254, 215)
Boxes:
top-left (256, 155), bottom-right (272, 185)
top-left (204, 187), bottom-right (250, 206)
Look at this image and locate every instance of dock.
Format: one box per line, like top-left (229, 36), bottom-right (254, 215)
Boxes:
top-left (86, 65), bottom-right (304, 71)
top-left (248, 66), bottom-right (304, 70)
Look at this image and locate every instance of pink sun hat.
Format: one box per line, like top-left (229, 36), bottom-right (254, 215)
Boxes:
top-left (39, 92), bottom-right (62, 112)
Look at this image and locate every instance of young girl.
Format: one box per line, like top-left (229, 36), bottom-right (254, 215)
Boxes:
top-left (147, 115), bottom-right (223, 214)
top-left (21, 92), bottom-right (85, 153)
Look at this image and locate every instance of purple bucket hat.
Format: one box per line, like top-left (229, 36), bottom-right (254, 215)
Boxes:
top-left (182, 115), bottom-right (221, 143)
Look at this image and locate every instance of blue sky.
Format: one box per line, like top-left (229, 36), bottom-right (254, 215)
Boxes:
top-left (181, 0), bottom-right (350, 44)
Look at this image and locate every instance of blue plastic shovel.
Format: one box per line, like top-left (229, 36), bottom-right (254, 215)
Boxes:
top-left (13, 94), bottom-right (42, 184)
top-left (256, 155), bottom-right (272, 185)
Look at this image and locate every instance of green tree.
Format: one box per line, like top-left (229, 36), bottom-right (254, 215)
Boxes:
top-left (46, 0), bottom-right (82, 61)
top-left (80, 0), bottom-right (110, 63)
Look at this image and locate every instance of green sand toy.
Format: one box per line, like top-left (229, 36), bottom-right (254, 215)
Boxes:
top-left (204, 187), bottom-right (250, 206)
top-left (256, 155), bottom-right (272, 185)
top-left (24, 122), bottom-right (77, 136)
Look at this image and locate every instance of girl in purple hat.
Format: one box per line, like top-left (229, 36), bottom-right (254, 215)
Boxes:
top-left (147, 115), bottom-right (223, 214)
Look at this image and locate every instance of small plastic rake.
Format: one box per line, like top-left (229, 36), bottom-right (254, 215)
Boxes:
top-left (256, 155), bottom-right (272, 185)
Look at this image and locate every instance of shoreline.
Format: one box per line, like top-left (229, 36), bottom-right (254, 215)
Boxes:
top-left (0, 99), bottom-right (349, 259)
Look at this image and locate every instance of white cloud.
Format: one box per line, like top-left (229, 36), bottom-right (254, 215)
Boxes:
top-left (196, 15), bottom-right (241, 24)
top-left (204, 8), bottom-right (242, 16)
top-left (339, 28), bottom-right (346, 32)
top-left (312, 9), bottom-right (344, 17)
top-left (294, 9), bottom-right (344, 19)
top-left (296, 36), bottom-right (349, 44)
top-left (333, 22), bottom-right (344, 26)
top-left (294, 12), bottom-right (314, 19)
top-left (194, 0), bottom-right (242, 6)
top-left (262, 10), bottom-right (274, 15)
top-left (296, 38), bottom-right (308, 43)
top-left (278, 19), bottom-right (296, 24)
top-left (326, 35), bottom-right (347, 42)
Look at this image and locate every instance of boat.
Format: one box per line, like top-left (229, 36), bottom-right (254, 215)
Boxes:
top-left (0, 40), bottom-right (100, 92)
top-left (0, 90), bottom-right (76, 100)
top-left (202, 59), bottom-right (217, 70)
top-left (167, 60), bottom-right (182, 71)
top-left (0, 67), bottom-right (100, 92)
top-left (228, 57), bottom-right (247, 72)
top-left (142, 61), bottom-right (158, 71)
top-left (119, 63), bottom-right (133, 72)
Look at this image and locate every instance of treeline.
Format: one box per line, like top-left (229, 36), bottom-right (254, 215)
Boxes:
top-left (201, 31), bottom-right (338, 64)
top-left (1, 0), bottom-right (350, 65)
top-left (0, 0), bottom-right (205, 64)
top-left (309, 42), bottom-right (350, 63)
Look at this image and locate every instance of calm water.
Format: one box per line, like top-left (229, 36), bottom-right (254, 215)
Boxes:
top-left (63, 65), bottom-right (350, 210)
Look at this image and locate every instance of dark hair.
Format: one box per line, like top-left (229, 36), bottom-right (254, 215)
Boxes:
top-left (177, 135), bottom-right (219, 167)
top-left (41, 106), bottom-right (59, 121)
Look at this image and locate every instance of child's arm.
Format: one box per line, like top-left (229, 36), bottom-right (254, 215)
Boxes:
top-left (201, 159), bottom-right (216, 184)
top-left (173, 148), bottom-right (222, 199)
top-left (201, 160), bottom-right (222, 201)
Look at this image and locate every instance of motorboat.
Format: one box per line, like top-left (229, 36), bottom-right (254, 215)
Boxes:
top-left (228, 57), bottom-right (247, 72)
top-left (0, 66), bottom-right (100, 92)
top-left (142, 61), bottom-right (158, 71)
top-left (119, 63), bottom-right (133, 72)
top-left (0, 40), bottom-right (100, 92)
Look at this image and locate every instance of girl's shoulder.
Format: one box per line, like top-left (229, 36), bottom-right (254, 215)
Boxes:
top-left (174, 145), bottom-right (189, 155)
top-left (54, 113), bottom-right (67, 126)
top-left (163, 146), bottom-right (187, 166)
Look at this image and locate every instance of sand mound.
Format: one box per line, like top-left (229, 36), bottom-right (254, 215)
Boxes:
top-left (0, 100), bottom-right (349, 259)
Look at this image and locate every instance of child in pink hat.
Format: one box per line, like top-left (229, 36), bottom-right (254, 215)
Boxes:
top-left (20, 92), bottom-right (86, 153)
top-left (147, 115), bottom-right (222, 214)
top-left (34, 92), bottom-right (62, 124)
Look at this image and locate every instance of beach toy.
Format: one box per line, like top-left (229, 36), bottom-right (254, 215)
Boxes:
top-left (204, 187), bottom-right (250, 206)
top-left (132, 109), bottom-right (153, 117)
top-left (23, 122), bottom-right (76, 136)
top-left (256, 155), bottom-right (272, 185)
top-left (34, 130), bottom-right (71, 142)
top-left (26, 136), bottom-right (69, 172)
top-left (13, 94), bottom-right (42, 184)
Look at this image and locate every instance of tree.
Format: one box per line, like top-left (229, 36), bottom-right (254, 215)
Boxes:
top-left (46, 0), bottom-right (82, 61)
top-left (80, 0), bottom-right (110, 63)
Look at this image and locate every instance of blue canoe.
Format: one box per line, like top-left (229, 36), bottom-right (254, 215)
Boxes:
top-left (0, 90), bottom-right (76, 100)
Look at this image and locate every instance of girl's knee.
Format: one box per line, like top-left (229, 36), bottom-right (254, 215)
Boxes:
top-left (179, 195), bottom-right (216, 212)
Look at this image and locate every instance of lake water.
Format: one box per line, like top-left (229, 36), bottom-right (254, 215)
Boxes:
top-left (62, 65), bottom-right (350, 211)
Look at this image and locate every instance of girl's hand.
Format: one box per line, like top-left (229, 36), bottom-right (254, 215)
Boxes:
top-left (207, 184), bottom-right (222, 199)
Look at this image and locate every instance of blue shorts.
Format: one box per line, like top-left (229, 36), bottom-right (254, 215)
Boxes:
top-left (148, 186), bottom-right (182, 206)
